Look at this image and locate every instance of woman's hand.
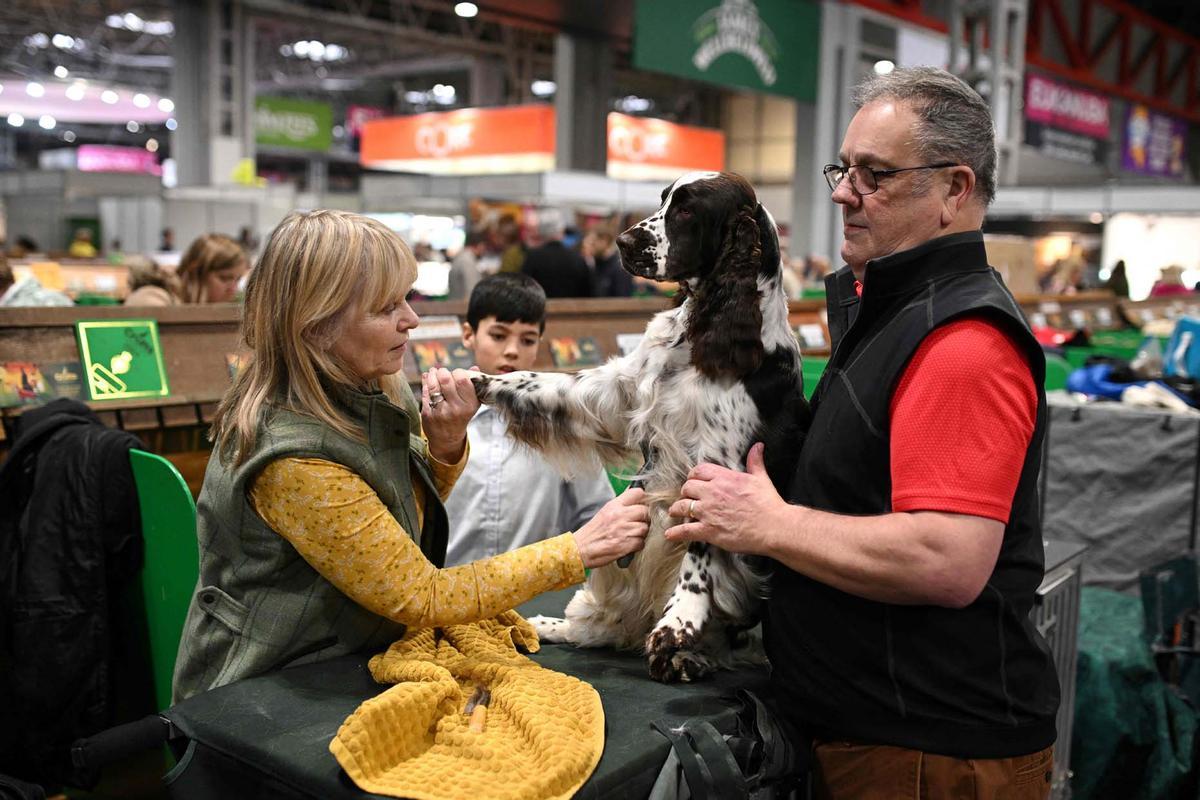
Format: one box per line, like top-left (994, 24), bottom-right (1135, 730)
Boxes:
top-left (421, 367), bottom-right (480, 463)
top-left (573, 487), bottom-right (650, 569)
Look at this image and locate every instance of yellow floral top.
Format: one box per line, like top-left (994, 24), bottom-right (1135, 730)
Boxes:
top-left (248, 453), bottom-right (586, 629)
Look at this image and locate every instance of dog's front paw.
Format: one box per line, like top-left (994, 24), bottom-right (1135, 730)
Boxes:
top-left (469, 372), bottom-right (492, 401)
top-left (526, 614), bottom-right (570, 644)
top-left (645, 624), bottom-right (703, 682)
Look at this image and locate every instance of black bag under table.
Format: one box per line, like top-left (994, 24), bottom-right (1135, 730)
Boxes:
top-left (160, 587), bottom-right (773, 799)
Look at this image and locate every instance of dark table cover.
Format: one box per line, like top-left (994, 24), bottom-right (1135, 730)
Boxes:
top-left (162, 587), bottom-right (771, 799)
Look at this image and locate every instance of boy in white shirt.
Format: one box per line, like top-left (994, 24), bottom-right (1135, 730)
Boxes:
top-left (443, 273), bottom-right (615, 565)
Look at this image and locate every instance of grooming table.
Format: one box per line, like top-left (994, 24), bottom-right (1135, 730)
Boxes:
top-left (160, 588), bottom-right (772, 799)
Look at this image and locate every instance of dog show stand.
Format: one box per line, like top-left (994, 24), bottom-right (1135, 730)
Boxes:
top-left (154, 587), bottom-right (777, 798)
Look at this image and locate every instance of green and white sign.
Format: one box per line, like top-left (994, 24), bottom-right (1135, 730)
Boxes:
top-left (75, 319), bottom-right (170, 401)
top-left (634, 0), bottom-right (820, 101)
top-left (255, 96), bottom-right (333, 151)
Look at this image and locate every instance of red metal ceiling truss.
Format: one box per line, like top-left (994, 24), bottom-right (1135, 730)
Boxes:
top-left (844, 0), bottom-right (1200, 124)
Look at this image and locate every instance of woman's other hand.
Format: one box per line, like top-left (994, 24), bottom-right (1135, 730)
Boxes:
top-left (422, 367), bottom-right (480, 463)
top-left (573, 487), bottom-right (650, 569)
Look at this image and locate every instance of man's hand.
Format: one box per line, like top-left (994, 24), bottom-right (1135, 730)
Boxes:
top-left (664, 442), bottom-right (788, 556)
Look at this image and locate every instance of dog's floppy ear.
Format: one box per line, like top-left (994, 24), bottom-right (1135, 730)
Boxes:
top-left (687, 203), bottom-right (765, 380)
top-left (754, 203), bottom-right (781, 277)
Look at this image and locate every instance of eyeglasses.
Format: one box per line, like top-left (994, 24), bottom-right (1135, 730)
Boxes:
top-left (822, 162), bottom-right (959, 195)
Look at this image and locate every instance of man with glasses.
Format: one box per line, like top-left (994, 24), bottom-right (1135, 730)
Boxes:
top-left (665, 66), bottom-right (1058, 798)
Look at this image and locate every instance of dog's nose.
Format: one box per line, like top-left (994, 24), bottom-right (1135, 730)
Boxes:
top-left (616, 230), bottom-right (637, 253)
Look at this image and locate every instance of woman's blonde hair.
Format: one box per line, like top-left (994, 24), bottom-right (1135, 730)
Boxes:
top-left (210, 210), bottom-right (418, 465)
top-left (178, 233), bottom-right (248, 303)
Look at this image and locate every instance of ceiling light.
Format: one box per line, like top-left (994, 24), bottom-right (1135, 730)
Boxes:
top-left (126, 120), bottom-right (140, 133)
top-left (101, 89), bottom-right (119, 104)
top-left (7, 113), bottom-right (25, 127)
top-left (531, 80), bottom-right (556, 97)
top-left (54, 65), bottom-right (69, 78)
top-left (873, 60), bottom-right (895, 75)
top-left (146, 138), bottom-right (159, 152)
top-left (51, 34), bottom-right (75, 50)
top-left (157, 97), bottom-right (174, 112)
top-left (66, 83), bottom-right (86, 101)
top-left (39, 115), bottom-right (56, 130)
top-left (279, 44), bottom-right (293, 56)
top-left (26, 82), bottom-right (45, 98)
top-left (293, 40), bottom-right (310, 58)
top-left (123, 12), bottom-right (144, 31)
top-left (25, 33), bottom-right (49, 49)
top-left (454, 2), bottom-right (479, 18)
top-left (106, 14), bottom-right (123, 28)
top-left (63, 130), bottom-right (76, 142)
top-left (165, 118), bottom-right (177, 131)
top-left (133, 93), bottom-right (151, 108)
top-left (1089, 212), bottom-right (1104, 224)
top-left (308, 41), bottom-right (326, 60)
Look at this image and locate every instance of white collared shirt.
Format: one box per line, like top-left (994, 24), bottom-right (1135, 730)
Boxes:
top-left (443, 406), bottom-right (615, 566)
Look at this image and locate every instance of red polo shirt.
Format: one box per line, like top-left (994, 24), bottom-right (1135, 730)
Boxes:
top-left (855, 280), bottom-right (1038, 524)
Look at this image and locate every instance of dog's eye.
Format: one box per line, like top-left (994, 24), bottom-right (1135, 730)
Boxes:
top-left (676, 208), bottom-right (692, 219)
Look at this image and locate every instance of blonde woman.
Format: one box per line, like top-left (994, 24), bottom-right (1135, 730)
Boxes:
top-left (125, 233), bottom-right (248, 305)
top-left (173, 210), bottom-right (648, 701)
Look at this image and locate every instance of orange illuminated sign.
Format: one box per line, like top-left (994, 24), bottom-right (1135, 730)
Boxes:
top-left (606, 112), bottom-right (725, 180)
top-left (360, 104), bottom-right (555, 174)
top-left (360, 105), bottom-right (725, 181)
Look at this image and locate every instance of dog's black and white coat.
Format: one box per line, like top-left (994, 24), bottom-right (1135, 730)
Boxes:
top-left (471, 172), bottom-right (810, 682)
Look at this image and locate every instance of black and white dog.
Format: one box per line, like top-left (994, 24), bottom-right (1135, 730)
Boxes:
top-left (472, 172), bottom-right (810, 681)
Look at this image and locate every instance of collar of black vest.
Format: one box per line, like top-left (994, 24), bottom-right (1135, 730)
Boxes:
top-left (825, 230), bottom-right (987, 306)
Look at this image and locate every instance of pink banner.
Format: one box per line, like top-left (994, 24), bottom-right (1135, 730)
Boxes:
top-left (76, 145), bottom-right (161, 176)
top-left (1024, 74), bottom-right (1110, 139)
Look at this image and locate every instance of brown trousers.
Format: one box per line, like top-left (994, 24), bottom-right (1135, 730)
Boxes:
top-left (812, 741), bottom-right (1054, 800)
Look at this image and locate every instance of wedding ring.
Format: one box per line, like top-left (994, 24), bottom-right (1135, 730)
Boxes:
top-left (688, 499), bottom-right (697, 519)
top-left (429, 391), bottom-right (444, 407)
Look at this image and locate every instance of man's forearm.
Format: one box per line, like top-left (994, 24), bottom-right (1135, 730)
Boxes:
top-left (764, 505), bottom-right (1004, 608)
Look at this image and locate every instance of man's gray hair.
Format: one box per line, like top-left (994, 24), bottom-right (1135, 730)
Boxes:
top-left (853, 66), bottom-right (997, 206)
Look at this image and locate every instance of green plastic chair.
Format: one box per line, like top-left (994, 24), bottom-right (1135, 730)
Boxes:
top-left (129, 449), bottom-right (199, 711)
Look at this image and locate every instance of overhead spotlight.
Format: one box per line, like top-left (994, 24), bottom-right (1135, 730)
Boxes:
top-left (873, 59), bottom-right (895, 75)
top-left (432, 84), bottom-right (456, 104)
top-left (106, 14), bottom-right (124, 28)
top-left (51, 34), bottom-right (75, 50)
top-left (324, 44), bottom-right (345, 61)
top-left (39, 115), bottom-right (56, 130)
top-left (133, 93), bottom-right (151, 108)
top-left (308, 41), bottom-right (326, 60)
top-left (26, 82), bottom-right (45, 98)
top-left (157, 97), bottom-right (174, 112)
top-left (66, 82), bottom-right (86, 101)
top-left (146, 138), bottom-right (159, 152)
top-left (455, 2), bottom-right (479, 18)
top-left (123, 12), bottom-right (144, 31)
top-left (1089, 212), bottom-right (1104, 224)
top-left (293, 40), bottom-right (310, 58)
top-left (54, 65), bottom-right (69, 78)
top-left (165, 117), bottom-right (177, 131)
top-left (101, 89), bottom-right (119, 104)
top-left (7, 113), bottom-right (25, 127)
top-left (279, 44), bottom-right (293, 56)
top-left (25, 32), bottom-right (50, 49)
top-left (64, 130), bottom-right (76, 142)
top-left (126, 120), bottom-right (140, 133)
top-left (531, 80), bottom-right (556, 97)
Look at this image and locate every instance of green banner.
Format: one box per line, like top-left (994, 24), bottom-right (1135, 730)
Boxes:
top-left (634, 0), bottom-right (820, 101)
top-left (75, 319), bottom-right (170, 401)
top-left (255, 96), bottom-right (333, 151)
